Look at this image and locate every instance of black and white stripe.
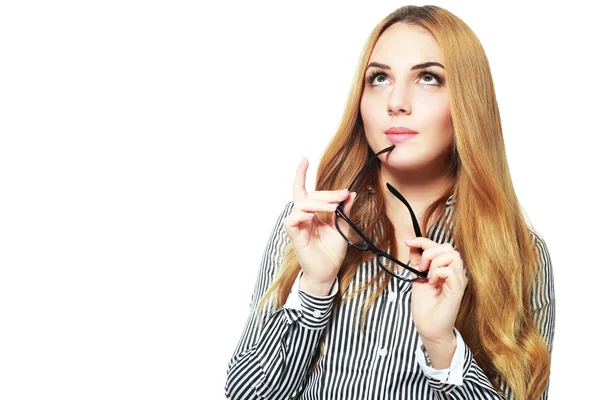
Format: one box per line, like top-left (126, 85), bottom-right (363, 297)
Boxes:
top-left (225, 198), bottom-right (555, 399)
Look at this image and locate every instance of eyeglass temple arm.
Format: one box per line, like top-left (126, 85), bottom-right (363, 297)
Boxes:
top-left (385, 183), bottom-right (423, 238)
top-left (346, 145), bottom-right (396, 192)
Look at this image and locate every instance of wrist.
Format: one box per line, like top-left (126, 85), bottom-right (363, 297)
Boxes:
top-left (299, 275), bottom-right (336, 297)
top-left (421, 331), bottom-right (457, 370)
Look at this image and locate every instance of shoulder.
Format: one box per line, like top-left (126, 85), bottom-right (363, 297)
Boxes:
top-left (527, 228), bottom-right (552, 268)
top-left (264, 201), bottom-right (294, 247)
top-left (272, 201), bottom-right (294, 230)
top-left (281, 201), bottom-right (294, 217)
top-left (254, 201), bottom-right (295, 282)
top-left (265, 201), bottom-right (294, 229)
top-left (526, 228), bottom-right (555, 307)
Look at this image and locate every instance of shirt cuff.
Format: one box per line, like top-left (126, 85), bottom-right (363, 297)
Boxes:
top-left (283, 271), bottom-right (338, 330)
top-left (415, 327), bottom-right (465, 386)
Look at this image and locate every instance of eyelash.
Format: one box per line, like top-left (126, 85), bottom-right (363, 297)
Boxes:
top-left (366, 69), bottom-right (445, 87)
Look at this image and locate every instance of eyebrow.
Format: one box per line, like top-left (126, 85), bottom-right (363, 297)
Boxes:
top-left (366, 61), bottom-right (445, 71)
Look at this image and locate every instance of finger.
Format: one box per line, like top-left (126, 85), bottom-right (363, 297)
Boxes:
top-left (334, 191), bottom-right (357, 235)
top-left (428, 264), bottom-right (463, 291)
top-left (283, 210), bottom-right (315, 230)
top-left (409, 245), bottom-right (422, 273)
top-left (404, 237), bottom-right (440, 251)
top-left (419, 243), bottom-right (455, 272)
top-left (295, 198), bottom-right (341, 213)
top-left (341, 191), bottom-right (356, 216)
top-left (405, 238), bottom-right (447, 270)
top-left (426, 252), bottom-right (456, 281)
top-left (446, 252), bottom-right (468, 286)
top-left (342, 191), bottom-right (356, 213)
top-left (292, 157), bottom-right (309, 201)
top-left (306, 189), bottom-right (349, 202)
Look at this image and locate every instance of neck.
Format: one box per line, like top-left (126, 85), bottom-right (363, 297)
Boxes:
top-left (378, 161), bottom-right (454, 236)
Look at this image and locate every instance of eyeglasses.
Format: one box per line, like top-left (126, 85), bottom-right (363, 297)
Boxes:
top-left (334, 145), bottom-right (428, 282)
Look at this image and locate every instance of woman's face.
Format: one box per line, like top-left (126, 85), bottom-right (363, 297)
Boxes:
top-left (360, 22), bottom-right (453, 172)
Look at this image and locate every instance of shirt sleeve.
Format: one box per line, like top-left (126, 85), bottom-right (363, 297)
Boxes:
top-left (415, 327), bottom-right (465, 385)
top-left (416, 232), bottom-right (556, 399)
top-left (224, 202), bottom-right (337, 400)
top-left (284, 270), bottom-right (339, 324)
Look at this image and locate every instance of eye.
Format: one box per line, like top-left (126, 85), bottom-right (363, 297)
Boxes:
top-left (366, 70), bottom-right (390, 87)
top-left (418, 70), bottom-right (444, 86)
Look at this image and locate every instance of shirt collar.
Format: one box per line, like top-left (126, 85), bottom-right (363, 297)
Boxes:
top-left (424, 193), bottom-right (457, 244)
top-left (445, 193), bottom-right (456, 209)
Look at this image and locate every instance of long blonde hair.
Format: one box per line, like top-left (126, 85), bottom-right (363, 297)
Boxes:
top-left (259, 5), bottom-right (550, 399)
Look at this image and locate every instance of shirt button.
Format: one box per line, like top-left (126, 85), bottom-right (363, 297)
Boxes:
top-left (388, 292), bottom-right (397, 303)
top-left (377, 347), bottom-right (387, 357)
top-left (312, 309), bottom-right (322, 318)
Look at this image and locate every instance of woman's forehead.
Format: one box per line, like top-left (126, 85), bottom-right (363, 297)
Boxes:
top-left (370, 23), bottom-right (443, 68)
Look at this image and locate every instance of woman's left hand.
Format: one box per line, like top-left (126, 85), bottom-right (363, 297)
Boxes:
top-left (405, 237), bottom-right (468, 343)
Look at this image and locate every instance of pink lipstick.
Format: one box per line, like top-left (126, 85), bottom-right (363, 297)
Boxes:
top-left (385, 126), bottom-right (418, 143)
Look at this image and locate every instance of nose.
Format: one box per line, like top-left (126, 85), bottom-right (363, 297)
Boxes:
top-left (387, 84), bottom-right (411, 116)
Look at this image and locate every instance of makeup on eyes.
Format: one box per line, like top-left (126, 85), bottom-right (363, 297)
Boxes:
top-left (365, 68), bottom-right (445, 87)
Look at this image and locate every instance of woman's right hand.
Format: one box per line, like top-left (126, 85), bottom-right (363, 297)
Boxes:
top-left (283, 157), bottom-right (357, 296)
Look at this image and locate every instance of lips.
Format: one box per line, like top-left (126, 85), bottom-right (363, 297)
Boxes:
top-left (385, 126), bottom-right (418, 135)
top-left (384, 126), bottom-right (418, 144)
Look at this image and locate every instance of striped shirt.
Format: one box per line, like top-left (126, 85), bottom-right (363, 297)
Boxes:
top-left (225, 197), bottom-right (555, 399)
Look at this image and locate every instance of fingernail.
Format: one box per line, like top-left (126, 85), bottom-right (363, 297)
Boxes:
top-left (427, 269), bottom-right (431, 279)
top-left (405, 239), bottom-right (413, 244)
top-left (417, 263), bottom-right (422, 271)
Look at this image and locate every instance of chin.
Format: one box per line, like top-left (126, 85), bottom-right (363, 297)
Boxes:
top-left (381, 152), bottom-right (424, 172)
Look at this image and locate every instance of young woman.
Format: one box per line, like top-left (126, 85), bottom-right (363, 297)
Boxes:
top-left (225, 5), bottom-right (554, 400)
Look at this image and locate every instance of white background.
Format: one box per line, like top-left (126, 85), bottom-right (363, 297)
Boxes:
top-left (1, 1), bottom-right (598, 399)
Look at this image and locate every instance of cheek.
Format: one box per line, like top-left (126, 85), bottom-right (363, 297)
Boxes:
top-left (419, 98), bottom-right (453, 142)
top-left (360, 94), bottom-right (382, 150)
top-left (360, 94), bottom-right (375, 127)
top-left (360, 91), bottom-right (387, 134)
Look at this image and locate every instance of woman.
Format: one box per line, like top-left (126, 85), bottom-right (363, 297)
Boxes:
top-left (225, 5), bottom-right (554, 400)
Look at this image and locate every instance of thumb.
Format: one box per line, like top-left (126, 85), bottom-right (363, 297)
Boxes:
top-left (342, 191), bottom-right (357, 216)
top-left (409, 244), bottom-right (423, 272)
top-left (335, 191), bottom-right (357, 237)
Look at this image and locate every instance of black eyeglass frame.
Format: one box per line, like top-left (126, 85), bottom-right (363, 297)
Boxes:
top-left (334, 145), bottom-right (429, 282)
